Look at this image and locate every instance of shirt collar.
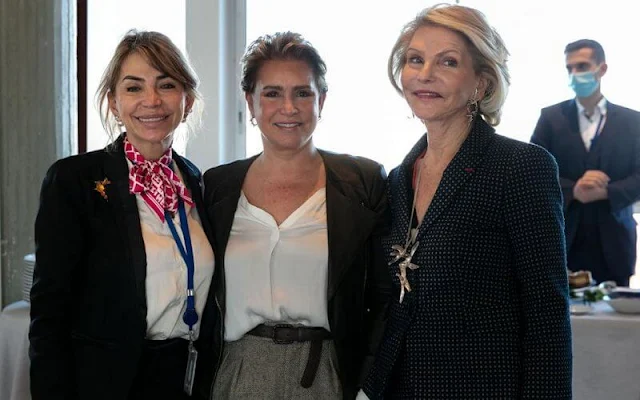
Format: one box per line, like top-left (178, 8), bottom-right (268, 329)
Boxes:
top-left (576, 96), bottom-right (608, 117)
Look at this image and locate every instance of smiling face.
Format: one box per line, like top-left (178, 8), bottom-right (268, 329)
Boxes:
top-left (400, 25), bottom-right (485, 124)
top-left (246, 59), bottom-right (325, 153)
top-left (109, 52), bottom-right (193, 158)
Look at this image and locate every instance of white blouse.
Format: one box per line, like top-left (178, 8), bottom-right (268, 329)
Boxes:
top-left (224, 189), bottom-right (330, 341)
top-left (129, 160), bottom-right (215, 340)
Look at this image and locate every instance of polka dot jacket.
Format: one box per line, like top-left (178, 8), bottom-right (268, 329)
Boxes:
top-left (362, 117), bottom-right (572, 399)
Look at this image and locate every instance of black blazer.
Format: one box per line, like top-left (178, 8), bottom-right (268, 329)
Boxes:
top-left (196, 149), bottom-right (392, 399)
top-left (531, 99), bottom-right (640, 281)
top-left (29, 136), bottom-right (214, 400)
top-left (363, 118), bottom-right (572, 399)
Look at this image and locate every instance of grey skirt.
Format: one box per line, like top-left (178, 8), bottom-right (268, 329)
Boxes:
top-left (213, 334), bottom-right (342, 399)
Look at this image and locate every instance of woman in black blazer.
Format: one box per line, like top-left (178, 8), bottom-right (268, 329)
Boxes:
top-left (198, 32), bottom-right (391, 399)
top-left (359, 5), bottom-right (572, 399)
top-left (29, 30), bottom-right (215, 400)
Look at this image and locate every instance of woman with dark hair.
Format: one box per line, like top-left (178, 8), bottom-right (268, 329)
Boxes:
top-left (200, 31), bottom-right (391, 399)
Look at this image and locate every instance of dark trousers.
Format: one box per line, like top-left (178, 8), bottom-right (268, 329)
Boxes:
top-left (129, 338), bottom-right (196, 400)
top-left (568, 220), bottom-right (630, 287)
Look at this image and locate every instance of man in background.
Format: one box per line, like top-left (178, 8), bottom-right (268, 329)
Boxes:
top-left (531, 39), bottom-right (640, 286)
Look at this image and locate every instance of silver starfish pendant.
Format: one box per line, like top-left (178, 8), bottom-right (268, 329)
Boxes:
top-left (389, 239), bottom-right (420, 303)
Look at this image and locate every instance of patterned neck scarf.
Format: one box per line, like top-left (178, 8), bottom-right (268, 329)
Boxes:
top-left (124, 137), bottom-right (193, 222)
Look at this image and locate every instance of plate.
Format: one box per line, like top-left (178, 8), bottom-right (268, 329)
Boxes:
top-left (570, 303), bottom-right (593, 315)
top-left (605, 297), bottom-right (640, 314)
top-left (608, 288), bottom-right (640, 299)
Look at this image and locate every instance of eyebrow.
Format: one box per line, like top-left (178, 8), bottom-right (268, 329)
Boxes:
top-left (261, 85), bottom-right (313, 91)
top-left (121, 74), bottom-right (170, 82)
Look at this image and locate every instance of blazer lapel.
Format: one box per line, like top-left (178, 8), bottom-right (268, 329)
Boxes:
top-left (173, 154), bottom-right (214, 243)
top-left (322, 152), bottom-right (378, 300)
top-left (102, 138), bottom-right (148, 312)
top-left (589, 101), bottom-right (618, 168)
top-left (208, 157), bottom-right (256, 258)
top-left (420, 118), bottom-right (494, 232)
top-left (563, 99), bottom-right (588, 159)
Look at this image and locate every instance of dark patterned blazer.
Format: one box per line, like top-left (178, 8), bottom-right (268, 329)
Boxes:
top-left (531, 100), bottom-right (640, 284)
top-left (362, 117), bottom-right (572, 399)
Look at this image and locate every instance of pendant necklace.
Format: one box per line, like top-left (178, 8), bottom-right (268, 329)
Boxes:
top-left (389, 162), bottom-right (423, 304)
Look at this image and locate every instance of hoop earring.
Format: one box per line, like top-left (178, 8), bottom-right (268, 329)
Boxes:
top-left (466, 87), bottom-right (479, 123)
top-left (250, 116), bottom-right (257, 127)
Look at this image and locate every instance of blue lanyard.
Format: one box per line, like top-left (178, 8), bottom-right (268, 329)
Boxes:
top-left (165, 200), bottom-right (198, 332)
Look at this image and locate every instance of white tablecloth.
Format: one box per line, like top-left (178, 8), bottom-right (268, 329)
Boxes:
top-left (2, 299), bottom-right (640, 399)
top-left (572, 301), bottom-right (640, 400)
top-left (0, 301), bottom-right (31, 400)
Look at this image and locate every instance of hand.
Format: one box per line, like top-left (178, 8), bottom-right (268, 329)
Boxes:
top-left (577, 170), bottom-right (610, 189)
top-left (574, 183), bottom-right (608, 203)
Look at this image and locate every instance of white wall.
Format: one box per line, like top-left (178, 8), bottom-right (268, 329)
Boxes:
top-left (185, 0), bottom-right (247, 171)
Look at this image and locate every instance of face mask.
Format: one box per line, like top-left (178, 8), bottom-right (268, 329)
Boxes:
top-left (569, 68), bottom-right (600, 98)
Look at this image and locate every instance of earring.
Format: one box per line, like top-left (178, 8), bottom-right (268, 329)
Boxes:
top-left (250, 116), bottom-right (257, 127)
top-left (114, 114), bottom-right (124, 126)
top-left (466, 88), bottom-right (479, 123)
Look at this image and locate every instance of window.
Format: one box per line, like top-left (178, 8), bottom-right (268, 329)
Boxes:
top-left (245, 0), bottom-right (640, 285)
top-left (246, 0), bottom-right (640, 171)
top-left (86, 0), bottom-right (187, 154)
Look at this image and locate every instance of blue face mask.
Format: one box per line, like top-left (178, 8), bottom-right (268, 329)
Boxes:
top-left (569, 69), bottom-right (600, 98)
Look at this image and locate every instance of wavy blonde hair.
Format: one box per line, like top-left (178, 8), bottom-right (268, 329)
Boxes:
top-left (388, 4), bottom-right (510, 126)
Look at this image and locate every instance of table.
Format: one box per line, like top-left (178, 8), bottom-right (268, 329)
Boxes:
top-left (572, 301), bottom-right (640, 400)
top-left (0, 301), bottom-right (31, 400)
top-left (2, 299), bottom-right (640, 399)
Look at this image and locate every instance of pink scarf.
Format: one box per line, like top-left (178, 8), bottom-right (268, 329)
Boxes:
top-left (124, 138), bottom-right (193, 222)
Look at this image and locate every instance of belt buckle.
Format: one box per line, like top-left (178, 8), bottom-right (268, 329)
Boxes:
top-left (272, 324), bottom-right (294, 344)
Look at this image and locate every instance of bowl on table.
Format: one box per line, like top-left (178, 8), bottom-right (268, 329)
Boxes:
top-left (605, 288), bottom-right (640, 314)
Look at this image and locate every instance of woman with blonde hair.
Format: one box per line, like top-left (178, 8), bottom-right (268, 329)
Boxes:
top-left (29, 30), bottom-right (215, 400)
top-left (359, 4), bottom-right (572, 399)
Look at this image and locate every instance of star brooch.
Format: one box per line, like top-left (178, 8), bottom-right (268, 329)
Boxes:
top-left (94, 178), bottom-right (111, 201)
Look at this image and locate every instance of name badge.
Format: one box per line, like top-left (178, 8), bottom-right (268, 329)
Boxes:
top-left (183, 340), bottom-right (198, 396)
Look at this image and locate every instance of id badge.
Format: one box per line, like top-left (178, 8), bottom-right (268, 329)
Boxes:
top-left (183, 340), bottom-right (198, 396)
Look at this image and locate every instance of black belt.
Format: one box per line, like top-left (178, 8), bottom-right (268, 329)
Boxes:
top-left (247, 324), bottom-right (332, 388)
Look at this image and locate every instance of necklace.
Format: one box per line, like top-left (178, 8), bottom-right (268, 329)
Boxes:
top-left (389, 162), bottom-right (423, 304)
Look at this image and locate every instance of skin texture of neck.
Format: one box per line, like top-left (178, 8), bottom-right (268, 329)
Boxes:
top-left (578, 91), bottom-right (604, 116)
top-left (257, 142), bottom-right (322, 179)
top-left (424, 113), bottom-right (471, 164)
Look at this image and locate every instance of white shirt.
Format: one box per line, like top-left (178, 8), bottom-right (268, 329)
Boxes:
top-left (576, 96), bottom-right (608, 150)
top-left (129, 160), bottom-right (215, 340)
top-left (224, 189), bottom-right (330, 341)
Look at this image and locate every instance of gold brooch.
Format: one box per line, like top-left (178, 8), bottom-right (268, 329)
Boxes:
top-left (94, 178), bottom-right (111, 200)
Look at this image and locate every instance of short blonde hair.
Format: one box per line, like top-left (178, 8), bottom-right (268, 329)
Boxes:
top-left (389, 4), bottom-right (510, 126)
top-left (96, 29), bottom-right (202, 141)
